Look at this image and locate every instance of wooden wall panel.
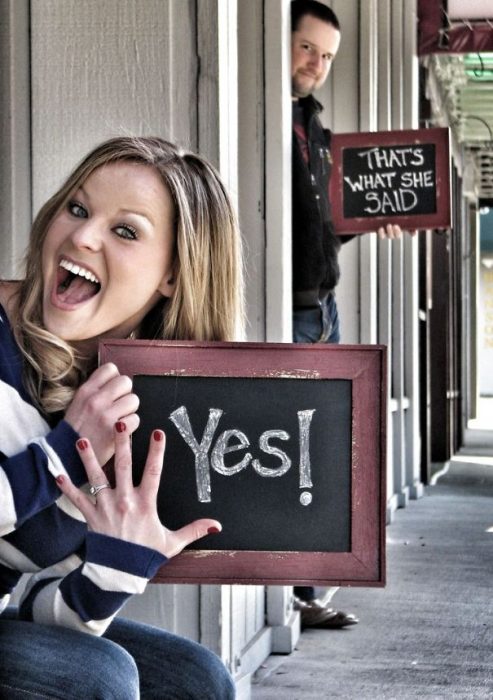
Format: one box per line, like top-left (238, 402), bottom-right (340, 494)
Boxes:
top-left (0, 0), bottom-right (31, 278)
top-left (30, 0), bottom-right (197, 212)
top-left (237, 0), bottom-right (265, 341)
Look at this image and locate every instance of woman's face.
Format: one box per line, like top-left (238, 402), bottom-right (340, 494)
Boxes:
top-left (42, 161), bottom-right (176, 351)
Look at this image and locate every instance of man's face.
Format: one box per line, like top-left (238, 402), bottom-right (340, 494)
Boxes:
top-left (291, 14), bottom-right (341, 98)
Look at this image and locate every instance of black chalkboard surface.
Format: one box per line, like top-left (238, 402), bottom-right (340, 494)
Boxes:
top-left (330, 127), bottom-right (451, 234)
top-left (99, 340), bottom-right (387, 586)
top-left (132, 375), bottom-right (352, 552)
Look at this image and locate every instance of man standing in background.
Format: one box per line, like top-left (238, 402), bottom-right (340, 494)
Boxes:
top-left (291, 0), bottom-right (403, 629)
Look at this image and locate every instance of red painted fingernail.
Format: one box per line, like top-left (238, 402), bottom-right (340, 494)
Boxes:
top-left (207, 526), bottom-right (220, 535)
top-left (153, 430), bottom-right (164, 442)
top-left (115, 421), bottom-right (126, 433)
top-left (77, 439), bottom-right (88, 451)
top-left (55, 475), bottom-right (65, 485)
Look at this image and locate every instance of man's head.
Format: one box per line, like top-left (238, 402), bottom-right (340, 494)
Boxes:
top-left (291, 0), bottom-right (341, 99)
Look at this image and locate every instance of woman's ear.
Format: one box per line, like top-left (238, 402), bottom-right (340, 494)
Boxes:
top-left (157, 266), bottom-right (177, 298)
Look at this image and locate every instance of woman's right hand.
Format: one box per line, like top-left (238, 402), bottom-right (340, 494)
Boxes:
top-left (55, 423), bottom-right (222, 558)
top-left (64, 363), bottom-right (140, 465)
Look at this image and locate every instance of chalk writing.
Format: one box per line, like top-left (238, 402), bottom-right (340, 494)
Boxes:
top-left (169, 405), bottom-right (316, 505)
top-left (342, 143), bottom-right (437, 218)
top-left (127, 372), bottom-right (353, 553)
top-left (357, 146), bottom-right (424, 170)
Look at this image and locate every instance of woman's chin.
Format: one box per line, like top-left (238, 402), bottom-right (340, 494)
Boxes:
top-left (42, 316), bottom-right (97, 351)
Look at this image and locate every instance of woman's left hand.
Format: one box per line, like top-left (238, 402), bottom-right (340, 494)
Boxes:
top-left (56, 422), bottom-right (222, 559)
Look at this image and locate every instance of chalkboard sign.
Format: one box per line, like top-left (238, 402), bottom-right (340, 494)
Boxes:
top-left (329, 127), bottom-right (451, 234)
top-left (99, 340), bottom-right (387, 586)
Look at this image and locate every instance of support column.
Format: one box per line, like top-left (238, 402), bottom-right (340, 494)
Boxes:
top-left (0, 0), bottom-right (31, 278)
top-left (264, 0), bottom-right (292, 343)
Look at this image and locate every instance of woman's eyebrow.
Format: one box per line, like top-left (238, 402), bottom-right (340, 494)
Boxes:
top-left (72, 184), bottom-right (88, 198)
top-left (119, 208), bottom-right (155, 226)
top-left (71, 187), bottom-right (155, 226)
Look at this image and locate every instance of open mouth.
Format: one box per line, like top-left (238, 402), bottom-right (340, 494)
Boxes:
top-left (56, 258), bottom-right (101, 305)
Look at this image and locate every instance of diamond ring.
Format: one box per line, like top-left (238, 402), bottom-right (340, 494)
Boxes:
top-left (89, 482), bottom-right (111, 497)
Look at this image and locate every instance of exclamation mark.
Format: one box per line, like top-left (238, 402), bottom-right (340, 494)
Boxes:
top-left (298, 409), bottom-right (315, 505)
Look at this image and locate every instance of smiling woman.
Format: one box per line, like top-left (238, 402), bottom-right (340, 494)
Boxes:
top-left (0, 136), bottom-right (243, 699)
top-left (41, 161), bottom-right (176, 349)
top-left (13, 137), bottom-right (244, 413)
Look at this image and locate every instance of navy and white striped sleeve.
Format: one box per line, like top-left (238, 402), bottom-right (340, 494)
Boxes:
top-left (1, 418), bottom-right (86, 536)
top-left (18, 533), bottom-right (168, 636)
top-left (0, 304), bottom-right (169, 636)
top-left (0, 307), bottom-right (87, 535)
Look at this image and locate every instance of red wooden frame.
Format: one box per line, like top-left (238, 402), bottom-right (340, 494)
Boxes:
top-left (418, 0), bottom-right (493, 55)
top-left (329, 127), bottom-right (451, 234)
top-left (100, 340), bottom-right (387, 586)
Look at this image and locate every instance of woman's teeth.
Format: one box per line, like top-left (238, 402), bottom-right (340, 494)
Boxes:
top-left (59, 258), bottom-right (100, 285)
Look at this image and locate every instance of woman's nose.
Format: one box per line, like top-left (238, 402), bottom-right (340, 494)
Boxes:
top-left (70, 220), bottom-right (103, 250)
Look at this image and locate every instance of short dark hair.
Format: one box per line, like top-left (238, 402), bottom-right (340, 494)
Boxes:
top-left (291, 0), bottom-right (340, 33)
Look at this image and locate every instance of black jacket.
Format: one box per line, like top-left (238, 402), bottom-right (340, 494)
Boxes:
top-left (292, 95), bottom-right (343, 306)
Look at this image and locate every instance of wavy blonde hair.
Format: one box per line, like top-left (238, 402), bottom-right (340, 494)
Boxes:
top-left (13, 136), bottom-right (244, 413)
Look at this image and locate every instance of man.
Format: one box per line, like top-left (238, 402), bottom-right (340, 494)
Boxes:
top-left (290, 0), bottom-right (402, 629)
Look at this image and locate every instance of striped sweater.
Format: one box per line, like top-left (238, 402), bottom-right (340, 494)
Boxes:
top-left (0, 303), bottom-right (166, 635)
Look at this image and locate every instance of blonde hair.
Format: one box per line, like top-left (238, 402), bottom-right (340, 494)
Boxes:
top-left (13, 136), bottom-right (244, 413)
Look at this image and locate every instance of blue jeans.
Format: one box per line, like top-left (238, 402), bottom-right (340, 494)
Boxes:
top-left (0, 608), bottom-right (235, 699)
top-left (292, 294), bottom-right (340, 344)
top-left (293, 293), bottom-right (340, 602)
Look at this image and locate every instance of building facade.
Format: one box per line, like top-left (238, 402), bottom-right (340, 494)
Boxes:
top-left (1, 0), bottom-right (487, 696)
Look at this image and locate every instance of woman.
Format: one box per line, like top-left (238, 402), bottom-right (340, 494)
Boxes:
top-left (0, 136), bottom-right (243, 698)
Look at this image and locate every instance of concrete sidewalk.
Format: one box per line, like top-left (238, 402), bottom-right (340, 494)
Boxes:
top-left (252, 456), bottom-right (493, 699)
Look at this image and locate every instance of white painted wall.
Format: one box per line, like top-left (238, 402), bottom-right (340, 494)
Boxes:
top-left (30, 0), bottom-right (198, 214)
top-left (238, 0), bottom-right (266, 341)
top-left (264, 0), bottom-right (293, 343)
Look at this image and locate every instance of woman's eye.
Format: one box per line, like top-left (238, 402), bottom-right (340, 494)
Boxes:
top-left (68, 201), bottom-right (87, 218)
top-left (114, 224), bottom-right (138, 241)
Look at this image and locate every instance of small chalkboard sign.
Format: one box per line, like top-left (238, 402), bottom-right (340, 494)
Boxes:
top-left (329, 127), bottom-right (451, 234)
top-left (99, 340), bottom-right (386, 586)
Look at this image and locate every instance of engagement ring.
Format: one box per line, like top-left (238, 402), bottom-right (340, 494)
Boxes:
top-left (89, 482), bottom-right (111, 497)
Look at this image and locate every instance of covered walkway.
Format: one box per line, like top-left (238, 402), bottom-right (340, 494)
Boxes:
top-left (252, 453), bottom-right (493, 699)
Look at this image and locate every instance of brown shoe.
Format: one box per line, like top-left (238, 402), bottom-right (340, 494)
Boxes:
top-left (294, 598), bottom-right (359, 629)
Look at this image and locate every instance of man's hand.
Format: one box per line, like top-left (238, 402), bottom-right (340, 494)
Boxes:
top-left (377, 224), bottom-right (419, 240)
